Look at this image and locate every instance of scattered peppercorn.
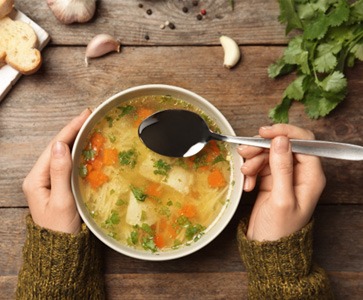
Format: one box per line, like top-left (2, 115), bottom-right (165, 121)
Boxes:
top-left (168, 22), bottom-right (176, 29)
top-left (138, 3), bottom-right (143, 8)
top-left (200, 9), bottom-right (206, 15)
top-left (146, 9), bottom-right (152, 15)
top-left (182, 7), bottom-right (188, 13)
top-left (144, 34), bottom-right (150, 40)
top-left (160, 24), bottom-right (165, 29)
top-left (196, 14), bottom-right (203, 20)
top-left (192, 0), bottom-right (199, 6)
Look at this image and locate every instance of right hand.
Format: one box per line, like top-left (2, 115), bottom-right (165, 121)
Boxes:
top-left (237, 124), bottom-right (326, 241)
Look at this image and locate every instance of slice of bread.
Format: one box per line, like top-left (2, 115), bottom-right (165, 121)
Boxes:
top-left (0, 16), bottom-right (41, 74)
top-left (0, 0), bottom-right (14, 18)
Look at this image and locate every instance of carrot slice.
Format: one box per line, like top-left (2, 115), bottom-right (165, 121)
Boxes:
top-left (208, 168), bottom-right (227, 188)
top-left (86, 170), bottom-right (109, 189)
top-left (154, 234), bottom-right (165, 249)
top-left (179, 204), bottom-right (197, 218)
top-left (103, 148), bottom-right (118, 165)
top-left (90, 132), bottom-right (105, 152)
top-left (146, 182), bottom-right (162, 198)
top-left (134, 108), bottom-right (154, 127)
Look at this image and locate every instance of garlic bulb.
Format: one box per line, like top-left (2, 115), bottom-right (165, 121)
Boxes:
top-left (47, 0), bottom-right (96, 24)
top-left (0, 0), bottom-right (14, 19)
top-left (85, 34), bottom-right (121, 66)
top-left (220, 35), bottom-right (241, 69)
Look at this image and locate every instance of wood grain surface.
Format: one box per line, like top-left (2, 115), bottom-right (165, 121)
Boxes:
top-left (0, 0), bottom-right (362, 299)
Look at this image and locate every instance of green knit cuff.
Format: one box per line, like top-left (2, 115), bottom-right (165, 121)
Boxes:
top-left (237, 219), bottom-right (313, 281)
top-left (16, 215), bottom-right (105, 299)
top-left (237, 219), bottom-right (334, 299)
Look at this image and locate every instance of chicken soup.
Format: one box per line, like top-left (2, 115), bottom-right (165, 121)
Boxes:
top-left (78, 95), bottom-right (233, 252)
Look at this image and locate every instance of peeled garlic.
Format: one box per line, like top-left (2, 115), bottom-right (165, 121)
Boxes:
top-left (220, 35), bottom-right (241, 69)
top-left (85, 34), bottom-right (121, 66)
top-left (47, 0), bottom-right (96, 24)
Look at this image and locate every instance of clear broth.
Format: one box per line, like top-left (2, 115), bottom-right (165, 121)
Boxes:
top-left (78, 95), bottom-right (233, 252)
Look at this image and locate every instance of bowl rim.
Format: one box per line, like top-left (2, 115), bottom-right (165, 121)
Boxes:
top-left (71, 84), bottom-right (243, 261)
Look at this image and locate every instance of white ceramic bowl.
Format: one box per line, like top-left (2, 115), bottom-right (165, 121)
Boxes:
top-left (71, 84), bottom-right (243, 261)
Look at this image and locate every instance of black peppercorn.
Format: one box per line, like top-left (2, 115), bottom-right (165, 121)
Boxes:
top-left (146, 9), bottom-right (152, 15)
top-left (144, 34), bottom-right (150, 40)
top-left (192, 0), bottom-right (199, 6)
top-left (138, 3), bottom-right (143, 8)
top-left (182, 7), bottom-right (188, 13)
top-left (196, 14), bottom-right (203, 20)
top-left (168, 22), bottom-right (176, 29)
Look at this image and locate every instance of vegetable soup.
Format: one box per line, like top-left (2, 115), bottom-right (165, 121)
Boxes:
top-left (78, 95), bottom-right (233, 253)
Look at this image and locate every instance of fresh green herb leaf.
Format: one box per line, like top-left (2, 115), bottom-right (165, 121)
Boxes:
top-left (108, 134), bottom-right (116, 143)
top-left (319, 71), bottom-right (347, 93)
top-left (105, 115), bottom-right (114, 127)
top-left (105, 210), bottom-right (120, 226)
top-left (82, 149), bottom-right (96, 161)
top-left (278, 0), bottom-right (304, 34)
top-left (117, 105), bottom-right (135, 118)
top-left (153, 159), bottom-right (171, 176)
top-left (269, 0), bottom-right (363, 122)
top-left (142, 237), bottom-right (157, 252)
top-left (185, 224), bottom-right (205, 241)
top-left (119, 149), bottom-right (138, 168)
top-left (79, 164), bottom-right (88, 178)
top-left (131, 186), bottom-right (147, 202)
top-left (141, 223), bottom-right (154, 235)
top-left (129, 230), bottom-right (138, 245)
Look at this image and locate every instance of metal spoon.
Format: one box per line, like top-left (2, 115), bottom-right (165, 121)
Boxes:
top-left (138, 109), bottom-right (363, 160)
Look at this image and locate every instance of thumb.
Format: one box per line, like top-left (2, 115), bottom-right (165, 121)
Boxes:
top-left (50, 141), bottom-right (73, 201)
top-left (270, 136), bottom-right (295, 199)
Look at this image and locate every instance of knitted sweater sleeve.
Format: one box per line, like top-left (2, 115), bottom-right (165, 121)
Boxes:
top-left (16, 215), bottom-right (106, 299)
top-left (237, 219), bottom-right (334, 300)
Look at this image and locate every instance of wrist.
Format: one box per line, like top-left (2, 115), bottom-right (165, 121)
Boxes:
top-left (237, 218), bottom-right (314, 279)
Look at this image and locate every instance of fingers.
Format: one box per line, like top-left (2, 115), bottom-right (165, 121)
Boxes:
top-left (238, 147), bottom-right (269, 191)
top-left (26, 108), bottom-right (91, 186)
top-left (259, 124), bottom-right (315, 140)
top-left (269, 136), bottom-right (295, 202)
top-left (50, 141), bottom-right (73, 203)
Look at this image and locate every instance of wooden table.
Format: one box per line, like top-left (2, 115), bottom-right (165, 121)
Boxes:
top-left (1, 1), bottom-right (362, 299)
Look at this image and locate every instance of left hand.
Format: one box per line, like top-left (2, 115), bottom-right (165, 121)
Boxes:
top-left (22, 108), bottom-right (91, 234)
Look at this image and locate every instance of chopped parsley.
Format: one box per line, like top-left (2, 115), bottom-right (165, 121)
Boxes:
top-left (117, 105), bottom-right (135, 118)
top-left (79, 164), bottom-right (88, 178)
top-left (131, 186), bottom-right (147, 202)
top-left (82, 149), bottom-right (96, 161)
top-left (185, 224), bottom-right (205, 241)
top-left (104, 210), bottom-right (120, 227)
top-left (119, 149), bottom-right (138, 168)
top-left (153, 159), bottom-right (171, 176)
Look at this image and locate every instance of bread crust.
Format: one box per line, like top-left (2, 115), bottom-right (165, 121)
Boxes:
top-left (0, 16), bottom-right (41, 75)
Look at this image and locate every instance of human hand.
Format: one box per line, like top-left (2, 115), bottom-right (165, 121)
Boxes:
top-left (22, 109), bottom-right (91, 234)
top-left (237, 124), bottom-right (326, 241)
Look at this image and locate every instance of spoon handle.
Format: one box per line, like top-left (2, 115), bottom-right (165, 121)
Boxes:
top-left (211, 133), bottom-right (363, 161)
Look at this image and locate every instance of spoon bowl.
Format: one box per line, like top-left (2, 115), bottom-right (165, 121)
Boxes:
top-left (139, 109), bottom-right (363, 160)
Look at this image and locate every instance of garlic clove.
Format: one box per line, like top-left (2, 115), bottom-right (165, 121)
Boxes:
top-left (47, 0), bottom-right (96, 24)
top-left (0, 0), bottom-right (14, 19)
top-left (85, 34), bottom-right (121, 66)
top-left (220, 35), bottom-right (241, 69)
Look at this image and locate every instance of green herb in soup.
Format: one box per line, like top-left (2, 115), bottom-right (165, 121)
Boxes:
top-left (78, 95), bottom-right (232, 252)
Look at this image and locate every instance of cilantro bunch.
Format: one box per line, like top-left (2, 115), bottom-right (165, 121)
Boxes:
top-left (268, 0), bottom-right (363, 123)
